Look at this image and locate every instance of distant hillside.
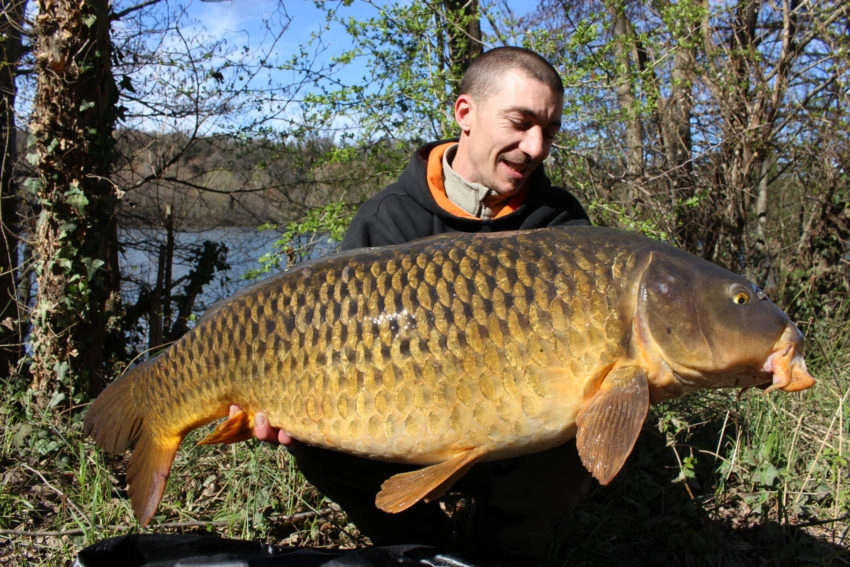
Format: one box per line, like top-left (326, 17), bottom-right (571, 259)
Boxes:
top-left (111, 129), bottom-right (406, 230)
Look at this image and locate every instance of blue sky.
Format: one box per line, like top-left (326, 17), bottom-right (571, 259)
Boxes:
top-left (188, 1), bottom-right (369, 67)
top-left (186, 0), bottom-right (536, 73)
top-left (190, 0), bottom-right (334, 41)
top-left (183, 1), bottom-right (389, 99)
top-left (104, 0), bottom-right (536, 135)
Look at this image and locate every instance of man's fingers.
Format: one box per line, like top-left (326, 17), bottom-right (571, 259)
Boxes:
top-left (277, 428), bottom-right (294, 447)
top-left (228, 406), bottom-right (295, 447)
top-left (254, 411), bottom-right (277, 443)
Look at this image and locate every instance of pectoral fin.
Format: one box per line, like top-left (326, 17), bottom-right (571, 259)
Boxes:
top-left (376, 447), bottom-right (484, 513)
top-left (576, 366), bottom-right (650, 485)
top-left (197, 409), bottom-right (254, 445)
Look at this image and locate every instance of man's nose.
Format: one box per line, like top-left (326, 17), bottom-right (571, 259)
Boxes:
top-left (519, 126), bottom-right (548, 161)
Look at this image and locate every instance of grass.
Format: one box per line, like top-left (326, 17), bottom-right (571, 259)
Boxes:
top-left (0, 395), bottom-right (356, 565)
top-left (1, 308), bottom-right (848, 566)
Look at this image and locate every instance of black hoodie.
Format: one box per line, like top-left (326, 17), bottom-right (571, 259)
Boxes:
top-left (341, 140), bottom-right (590, 250)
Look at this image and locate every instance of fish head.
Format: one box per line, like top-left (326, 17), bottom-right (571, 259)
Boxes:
top-left (635, 249), bottom-right (815, 400)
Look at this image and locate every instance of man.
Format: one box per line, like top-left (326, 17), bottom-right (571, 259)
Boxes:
top-left (340, 46), bottom-right (588, 248)
top-left (251, 46), bottom-right (592, 558)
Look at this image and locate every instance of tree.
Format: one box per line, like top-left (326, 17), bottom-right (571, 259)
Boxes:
top-left (296, 0), bottom-right (483, 153)
top-left (106, 2), bottom-right (346, 357)
top-left (28, 0), bottom-right (123, 404)
top-left (441, 0), bottom-right (483, 95)
top-left (522, 0), bottom-right (847, 291)
top-left (1, 0), bottom-right (27, 378)
top-left (17, 0), bottom-right (329, 390)
top-left (226, 0), bottom-right (487, 273)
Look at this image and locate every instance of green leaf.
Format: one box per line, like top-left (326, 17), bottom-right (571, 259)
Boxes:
top-left (47, 390), bottom-right (67, 409)
top-left (756, 462), bottom-right (780, 487)
top-left (23, 177), bottom-right (42, 194)
top-left (65, 191), bottom-right (89, 215)
top-left (84, 257), bottom-right (105, 281)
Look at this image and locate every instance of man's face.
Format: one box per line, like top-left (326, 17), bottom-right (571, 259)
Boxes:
top-left (453, 69), bottom-right (563, 197)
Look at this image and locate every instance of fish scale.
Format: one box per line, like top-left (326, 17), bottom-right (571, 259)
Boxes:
top-left (240, 233), bottom-right (570, 455)
top-left (85, 226), bottom-right (815, 525)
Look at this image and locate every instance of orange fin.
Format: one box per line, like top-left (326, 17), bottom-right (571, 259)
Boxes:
top-left (376, 447), bottom-right (484, 513)
top-left (84, 372), bottom-right (142, 454)
top-left (84, 365), bottom-right (184, 527)
top-left (127, 431), bottom-right (183, 526)
top-left (197, 409), bottom-right (254, 445)
top-left (576, 366), bottom-right (649, 485)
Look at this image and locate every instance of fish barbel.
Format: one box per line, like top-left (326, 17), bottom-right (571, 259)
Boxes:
top-left (84, 226), bottom-right (815, 525)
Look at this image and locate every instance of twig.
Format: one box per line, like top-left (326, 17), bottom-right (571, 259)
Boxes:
top-left (21, 464), bottom-right (87, 522)
top-left (791, 513), bottom-right (850, 530)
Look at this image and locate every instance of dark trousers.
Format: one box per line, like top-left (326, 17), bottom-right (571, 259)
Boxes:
top-left (289, 440), bottom-right (593, 559)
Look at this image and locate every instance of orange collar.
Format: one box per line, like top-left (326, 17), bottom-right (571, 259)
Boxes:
top-left (426, 142), bottom-right (528, 220)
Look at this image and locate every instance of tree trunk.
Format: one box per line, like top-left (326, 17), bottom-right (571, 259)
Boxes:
top-left (28, 0), bottom-right (123, 405)
top-left (442, 0), bottom-right (482, 96)
top-left (660, 20), bottom-right (697, 252)
top-left (0, 0), bottom-right (27, 377)
top-left (606, 1), bottom-right (644, 185)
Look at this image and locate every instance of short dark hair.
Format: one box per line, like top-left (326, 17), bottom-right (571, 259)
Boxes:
top-left (459, 46), bottom-right (564, 100)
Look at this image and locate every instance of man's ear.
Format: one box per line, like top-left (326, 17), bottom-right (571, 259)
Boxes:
top-left (454, 94), bottom-right (474, 133)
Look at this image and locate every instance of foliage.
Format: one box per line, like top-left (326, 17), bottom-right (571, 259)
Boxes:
top-left (296, 1), bottom-right (474, 146)
top-left (0, 376), bottom-right (338, 566)
top-left (522, 1), bottom-right (849, 289)
top-left (244, 201), bottom-right (355, 280)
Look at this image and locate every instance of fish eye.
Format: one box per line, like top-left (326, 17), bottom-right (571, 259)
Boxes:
top-left (732, 289), bottom-right (750, 305)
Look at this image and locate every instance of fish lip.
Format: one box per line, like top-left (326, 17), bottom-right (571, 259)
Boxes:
top-left (761, 342), bottom-right (816, 393)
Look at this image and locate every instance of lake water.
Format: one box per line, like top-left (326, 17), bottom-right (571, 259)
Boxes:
top-left (120, 226), bottom-right (337, 329)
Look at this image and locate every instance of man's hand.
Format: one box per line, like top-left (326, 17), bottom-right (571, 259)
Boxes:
top-left (229, 405), bottom-right (295, 446)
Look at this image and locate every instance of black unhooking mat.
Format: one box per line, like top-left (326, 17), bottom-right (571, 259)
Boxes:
top-left (73, 534), bottom-right (529, 567)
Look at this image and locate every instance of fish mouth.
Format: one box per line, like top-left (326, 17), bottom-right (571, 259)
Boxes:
top-left (761, 343), bottom-right (816, 393)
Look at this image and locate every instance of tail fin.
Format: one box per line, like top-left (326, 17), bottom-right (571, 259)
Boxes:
top-left (84, 372), bottom-right (141, 453)
top-left (125, 428), bottom-right (181, 526)
top-left (84, 368), bottom-right (182, 526)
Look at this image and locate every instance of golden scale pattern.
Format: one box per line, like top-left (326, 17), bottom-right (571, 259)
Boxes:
top-left (136, 230), bottom-right (642, 464)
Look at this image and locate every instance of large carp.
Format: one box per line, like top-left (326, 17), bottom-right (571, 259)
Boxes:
top-left (84, 226), bottom-right (815, 526)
